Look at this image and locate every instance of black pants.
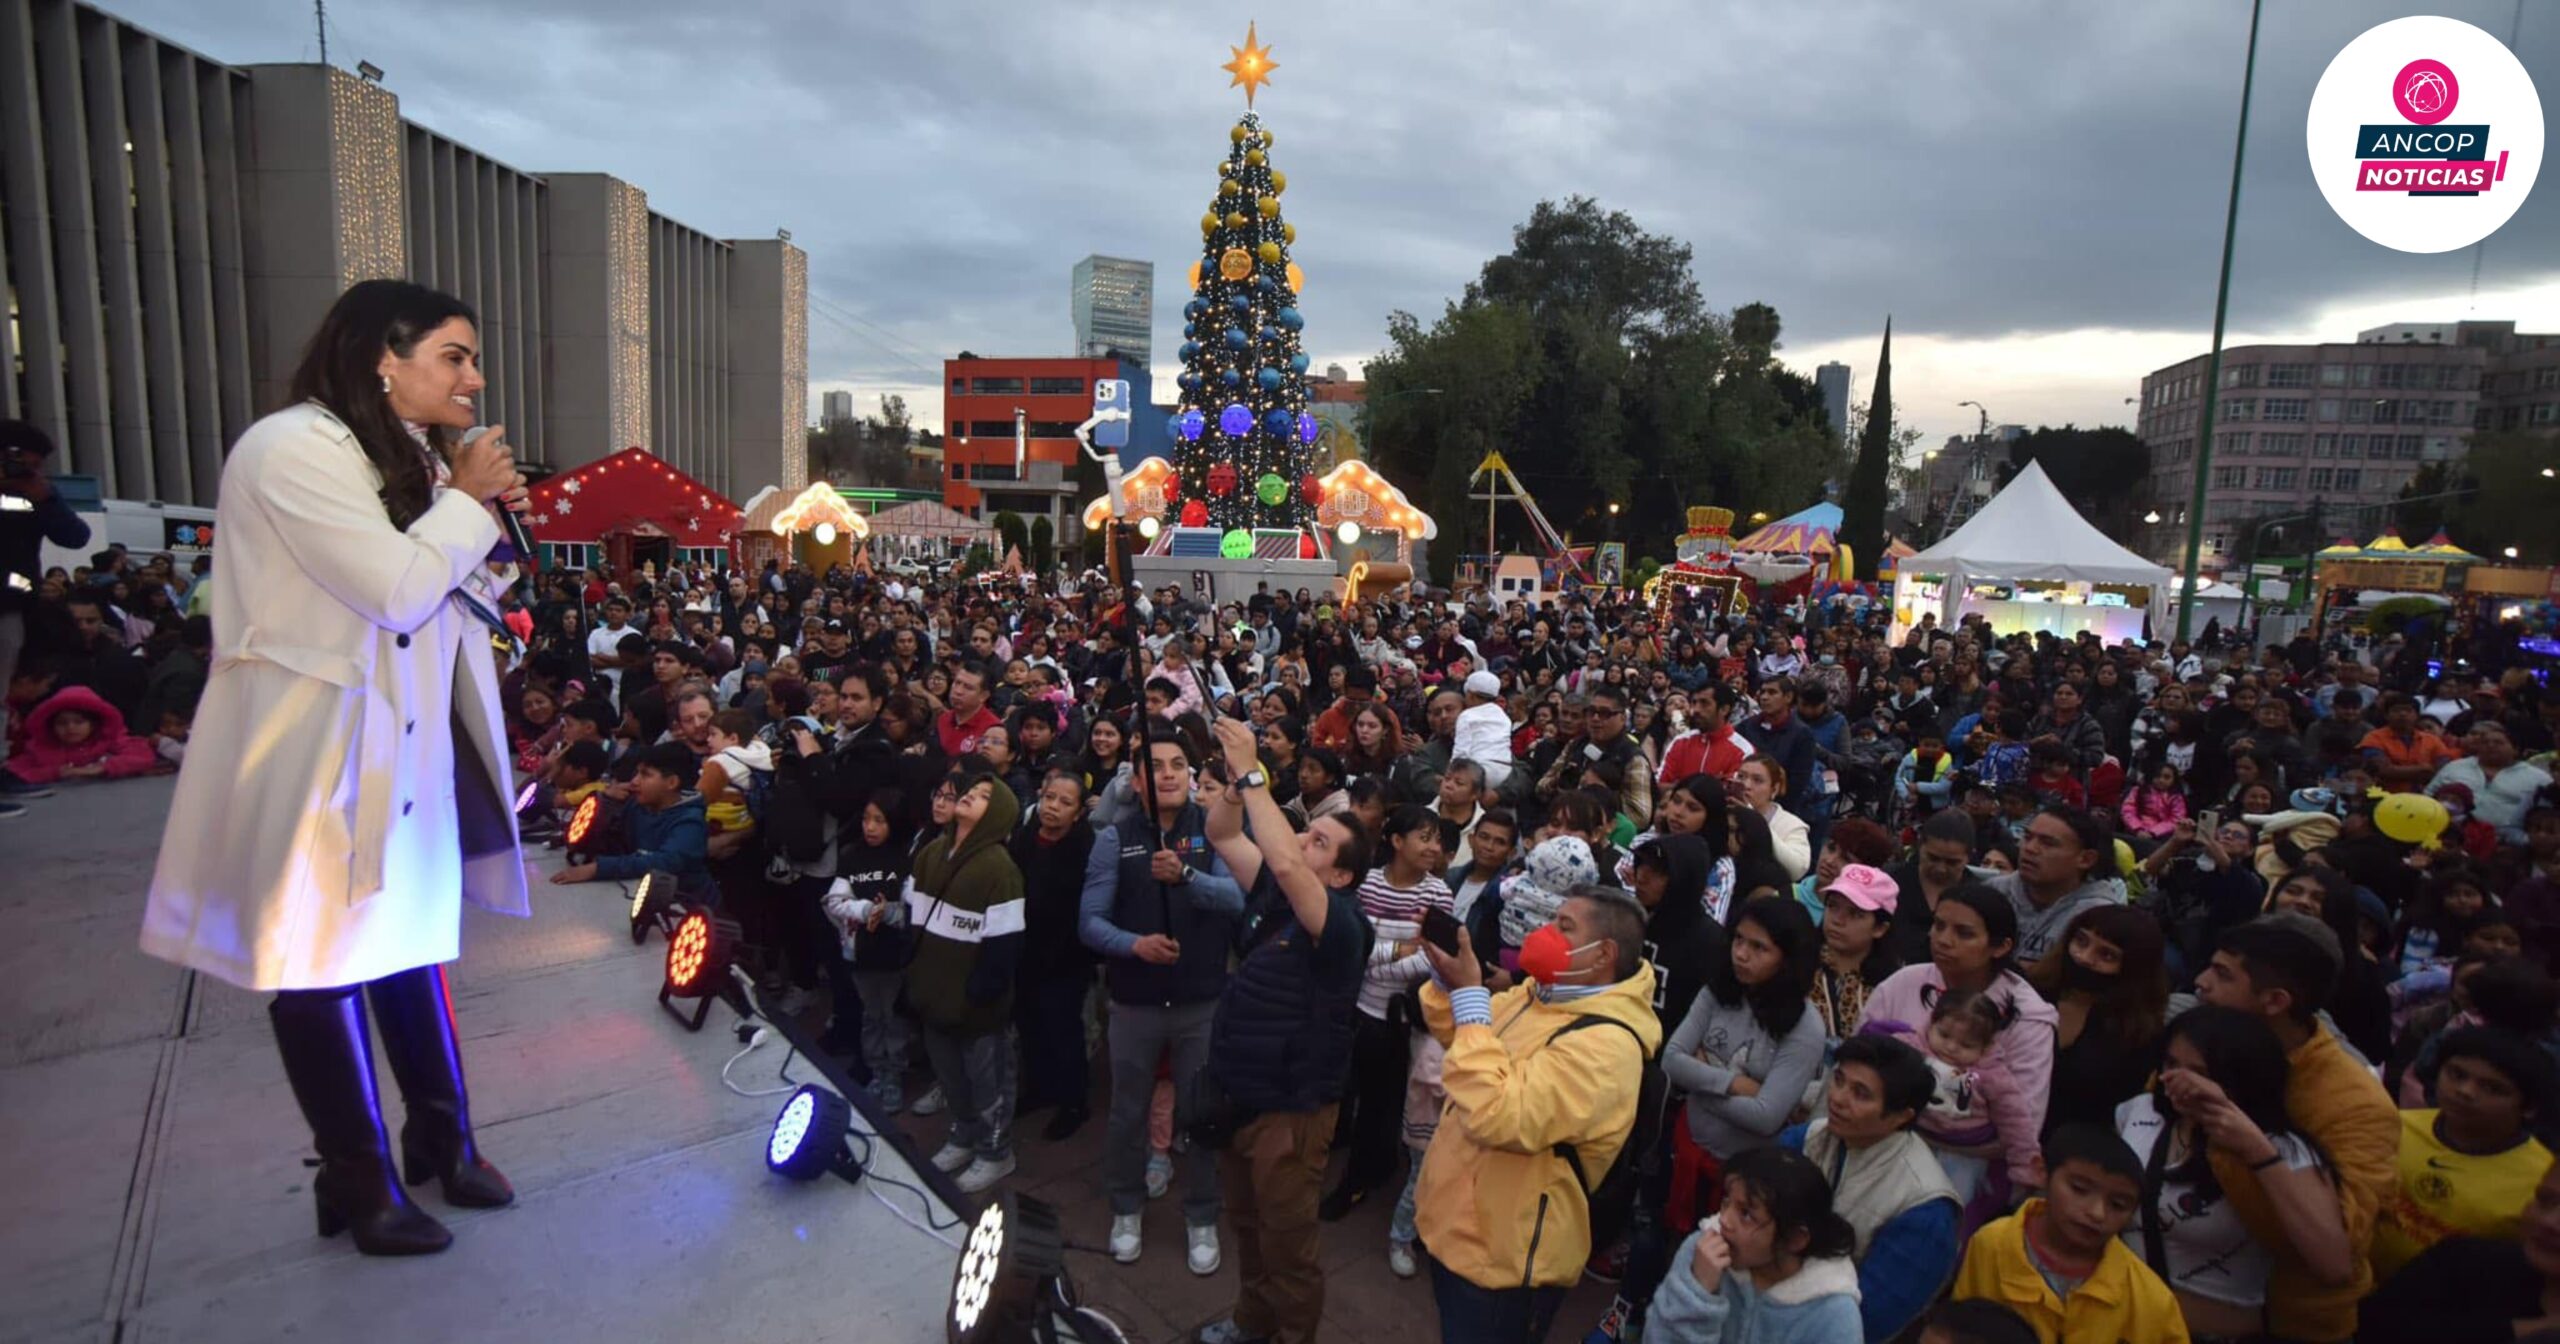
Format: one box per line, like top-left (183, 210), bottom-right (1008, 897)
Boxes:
top-left (1339, 1009), bottom-right (1411, 1192)
top-left (1014, 964), bottom-right (1092, 1114)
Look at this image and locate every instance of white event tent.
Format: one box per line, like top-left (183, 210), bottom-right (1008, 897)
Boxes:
top-left (1892, 460), bottom-right (2171, 642)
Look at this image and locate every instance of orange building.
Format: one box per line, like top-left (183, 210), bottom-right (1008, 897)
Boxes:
top-left (941, 354), bottom-right (1162, 535)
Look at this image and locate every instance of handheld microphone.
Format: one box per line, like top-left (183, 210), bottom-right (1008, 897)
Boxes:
top-left (462, 426), bottom-right (536, 568)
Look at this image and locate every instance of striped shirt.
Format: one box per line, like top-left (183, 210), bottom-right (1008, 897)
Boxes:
top-left (1356, 867), bottom-right (1453, 1021)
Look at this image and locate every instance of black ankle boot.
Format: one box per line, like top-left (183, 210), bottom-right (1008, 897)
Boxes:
top-left (270, 988), bottom-right (452, 1255)
top-left (369, 966), bottom-right (514, 1209)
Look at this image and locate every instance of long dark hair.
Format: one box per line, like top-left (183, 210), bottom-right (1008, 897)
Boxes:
top-left (1720, 1145), bottom-right (1856, 1264)
top-left (1706, 895), bottom-right (1818, 1038)
top-left (2143, 1005), bottom-right (2319, 1223)
top-left (287, 279), bottom-right (478, 528)
top-left (2025, 903), bottom-right (2169, 1050)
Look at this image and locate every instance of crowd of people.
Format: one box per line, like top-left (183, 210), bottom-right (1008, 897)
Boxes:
top-left (13, 436), bottom-right (2560, 1342)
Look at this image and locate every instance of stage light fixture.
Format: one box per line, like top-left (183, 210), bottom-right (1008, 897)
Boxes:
top-left (660, 907), bottom-right (743, 1031)
top-left (628, 869), bottom-right (685, 945)
top-left (563, 794), bottom-right (628, 862)
top-left (766, 1084), bottom-right (864, 1182)
top-left (950, 1194), bottom-right (1065, 1344)
top-left (514, 778), bottom-right (559, 841)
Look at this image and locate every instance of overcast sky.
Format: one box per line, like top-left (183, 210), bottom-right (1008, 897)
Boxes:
top-left (104, 0), bottom-right (2558, 456)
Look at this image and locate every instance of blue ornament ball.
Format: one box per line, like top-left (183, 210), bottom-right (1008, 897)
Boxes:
top-left (1289, 352), bottom-right (1310, 373)
top-left (1297, 411), bottom-right (1321, 444)
top-left (1178, 409), bottom-right (1207, 442)
top-left (1256, 276), bottom-right (1277, 294)
top-left (1263, 408), bottom-right (1295, 437)
top-left (1184, 298), bottom-right (1204, 319)
top-left (1178, 341), bottom-right (1199, 362)
top-left (1219, 403), bottom-right (1255, 436)
top-left (1260, 327), bottom-right (1284, 345)
top-left (1276, 307), bottom-right (1304, 331)
top-left (1182, 322), bottom-right (1196, 339)
top-left (1223, 328), bottom-right (1248, 351)
top-left (1220, 369), bottom-right (1241, 388)
top-left (1256, 367), bottom-right (1284, 391)
top-left (1227, 294), bottom-right (1250, 313)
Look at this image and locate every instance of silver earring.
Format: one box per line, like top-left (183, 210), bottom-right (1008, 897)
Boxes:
top-left (381, 375), bottom-right (392, 394)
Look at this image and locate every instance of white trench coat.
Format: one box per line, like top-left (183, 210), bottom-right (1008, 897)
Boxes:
top-left (139, 403), bottom-right (532, 991)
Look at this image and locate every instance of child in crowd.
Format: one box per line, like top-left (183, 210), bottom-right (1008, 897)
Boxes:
top-left (4, 686), bottom-right (157, 785)
top-left (1890, 988), bottom-right (2024, 1200)
top-left (550, 742), bottom-right (708, 887)
top-left (2118, 761), bottom-right (2188, 845)
top-left (1953, 1125), bottom-right (2188, 1344)
top-left (697, 708), bottom-right (772, 841)
top-left (822, 789), bottom-right (914, 1108)
top-left (1451, 669), bottom-right (1516, 792)
top-left (1995, 783), bottom-right (2039, 843)
top-left (2395, 866), bottom-right (2494, 980)
top-left (548, 741), bottom-right (610, 823)
top-left (152, 705), bottom-right (192, 768)
top-left (2433, 782), bottom-right (2504, 863)
top-left (2026, 742), bottom-right (2084, 810)
top-left (1474, 834), bottom-right (1597, 981)
top-left (1893, 728), bottom-right (1957, 826)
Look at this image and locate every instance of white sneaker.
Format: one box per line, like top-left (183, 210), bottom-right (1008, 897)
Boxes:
top-left (956, 1153), bottom-right (1016, 1194)
top-left (1186, 1223), bottom-right (1222, 1276)
top-left (929, 1141), bottom-right (974, 1173)
top-left (1387, 1240), bottom-right (1418, 1279)
top-left (911, 1085), bottom-right (947, 1116)
top-left (1109, 1213), bottom-right (1143, 1263)
top-left (1145, 1151), bottom-right (1174, 1199)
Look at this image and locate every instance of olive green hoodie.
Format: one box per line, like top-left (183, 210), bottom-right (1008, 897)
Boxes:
top-left (904, 776), bottom-right (1025, 1035)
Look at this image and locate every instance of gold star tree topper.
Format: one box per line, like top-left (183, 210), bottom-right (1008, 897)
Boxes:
top-left (1222, 22), bottom-right (1276, 107)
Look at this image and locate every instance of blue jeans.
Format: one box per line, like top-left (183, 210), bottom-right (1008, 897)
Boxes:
top-left (1428, 1255), bottom-right (1565, 1344)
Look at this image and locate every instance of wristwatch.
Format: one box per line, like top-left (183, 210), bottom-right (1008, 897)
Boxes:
top-left (1233, 768), bottom-right (1268, 790)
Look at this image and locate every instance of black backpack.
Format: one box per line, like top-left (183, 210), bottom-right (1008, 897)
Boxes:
top-left (1544, 1014), bottom-right (1666, 1252)
top-left (758, 765), bottom-right (832, 866)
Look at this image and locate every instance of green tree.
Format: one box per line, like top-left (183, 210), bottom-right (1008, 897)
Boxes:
top-left (2440, 432), bottom-right (2557, 564)
top-left (1364, 199), bottom-right (1838, 584)
top-left (1170, 112), bottom-right (1318, 533)
top-left (1029, 514), bottom-right (1055, 575)
top-left (2002, 425), bottom-right (2152, 543)
top-left (2392, 460), bottom-right (2472, 540)
top-left (992, 511), bottom-right (1028, 567)
top-left (1837, 320), bottom-right (1893, 579)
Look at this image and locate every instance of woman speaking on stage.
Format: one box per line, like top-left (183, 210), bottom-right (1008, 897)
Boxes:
top-left (140, 279), bottom-right (533, 1256)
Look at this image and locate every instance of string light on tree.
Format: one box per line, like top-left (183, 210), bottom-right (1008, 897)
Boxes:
top-left (1170, 23), bottom-right (1324, 537)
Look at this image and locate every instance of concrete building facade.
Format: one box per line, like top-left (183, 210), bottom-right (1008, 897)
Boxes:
top-left (2133, 330), bottom-right (2486, 565)
top-left (1070, 254), bottom-right (1151, 366)
top-left (1, 0), bottom-right (805, 507)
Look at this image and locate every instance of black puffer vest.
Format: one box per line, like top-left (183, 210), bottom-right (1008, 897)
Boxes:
top-left (1208, 882), bottom-right (1369, 1114)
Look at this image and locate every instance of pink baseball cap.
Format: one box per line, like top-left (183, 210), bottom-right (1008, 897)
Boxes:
top-left (1821, 864), bottom-right (1898, 914)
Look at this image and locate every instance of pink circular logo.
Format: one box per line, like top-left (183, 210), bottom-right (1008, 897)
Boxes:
top-left (2394, 58), bottom-right (2459, 124)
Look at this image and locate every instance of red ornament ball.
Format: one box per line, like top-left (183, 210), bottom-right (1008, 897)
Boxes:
top-left (1300, 474), bottom-right (1322, 505)
top-left (1181, 499), bottom-right (1209, 528)
top-left (1207, 462), bottom-right (1239, 497)
top-left (1298, 533), bottom-right (1319, 559)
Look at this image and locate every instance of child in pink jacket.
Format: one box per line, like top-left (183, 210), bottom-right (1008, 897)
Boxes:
top-left (2117, 761), bottom-right (2189, 842)
top-left (6, 686), bottom-right (159, 784)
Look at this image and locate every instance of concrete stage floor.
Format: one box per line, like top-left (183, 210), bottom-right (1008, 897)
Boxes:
top-left (1, 777), bottom-right (1616, 1344)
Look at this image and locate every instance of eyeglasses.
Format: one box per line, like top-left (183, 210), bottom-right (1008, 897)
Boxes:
top-left (1590, 706), bottom-right (1624, 719)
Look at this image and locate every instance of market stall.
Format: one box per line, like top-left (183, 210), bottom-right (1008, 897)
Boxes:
top-left (524, 448), bottom-right (741, 578)
top-left (863, 499), bottom-right (998, 564)
top-left (1891, 460), bottom-right (2169, 642)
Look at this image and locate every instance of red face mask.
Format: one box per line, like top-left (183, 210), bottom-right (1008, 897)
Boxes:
top-left (1516, 924), bottom-right (1603, 986)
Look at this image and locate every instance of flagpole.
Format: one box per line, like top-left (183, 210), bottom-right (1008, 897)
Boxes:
top-left (2177, 0), bottom-right (2263, 643)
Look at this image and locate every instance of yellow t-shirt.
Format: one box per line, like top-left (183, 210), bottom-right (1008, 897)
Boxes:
top-left (2370, 1108), bottom-right (2553, 1281)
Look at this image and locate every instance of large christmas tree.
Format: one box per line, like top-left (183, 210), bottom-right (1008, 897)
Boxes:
top-left (1167, 24), bottom-right (1320, 541)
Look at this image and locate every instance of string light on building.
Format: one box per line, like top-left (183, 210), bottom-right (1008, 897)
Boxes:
top-left (329, 68), bottom-right (406, 289)
top-left (606, 181), bottom-right (653, 455)
top-left (780, 244), bottom-right (809, 489)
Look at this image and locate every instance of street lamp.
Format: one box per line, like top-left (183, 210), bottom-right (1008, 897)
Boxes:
top-left (2506, 546), bottom-right (2521, 559)
top-left (2144, 510), bottom-right (2163, 525)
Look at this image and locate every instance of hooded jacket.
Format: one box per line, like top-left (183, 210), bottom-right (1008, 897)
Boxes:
top-left (1657, 721), bottom-right (1749, 786)
top-left (904, 777), bottom-right (1025, 1035)
top-left (594, 793), bottom-right (709, 884)
top-left (1413, 963), bottom-right (1664, 1291)
top-left (8, 685), bottom-right (157, 784)
top-left (1638, 833), bottom-right (1727, 1028)
top-left (1008, 809), bottom-right (1096, 981)
top-left (1646, 1218), bottom-right (1864, 1344)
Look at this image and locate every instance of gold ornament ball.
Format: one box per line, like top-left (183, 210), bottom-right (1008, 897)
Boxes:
top-left (1225, 210), bottom-right (1248, 230)
top-left (1283, 222), bottom-right (1298, 244)
top-left (1257, 197), bottom-right (1281, 219)
top-left (1188, 261), bottom-right (1202, 292)
top-left (1245, 149), bottom-right (1266, 167)
top-left (1230, 124), bottom-right (1248, 144)
top-left (1218, 161), bottom-right (1234, 177)
top-left (1270, 171), bottom-right (1287, 194)
top-left (1256, 240), bottom-right (1282, 264)
top-left (1218, 178), bottom-right (1240, 198)
top-left (1286, 261), bottom-right (1305, 293)
top-left (1219, 247), bottom-right (1254, 281)
top-left (1200, 213), bottom-right (1218, 236)
top-left (1260, 129), bottom-right (1274, 149)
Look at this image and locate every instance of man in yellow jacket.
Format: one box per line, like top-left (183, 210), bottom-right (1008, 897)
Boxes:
top-left (1413, 883), bottom-right (1661, 1341)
